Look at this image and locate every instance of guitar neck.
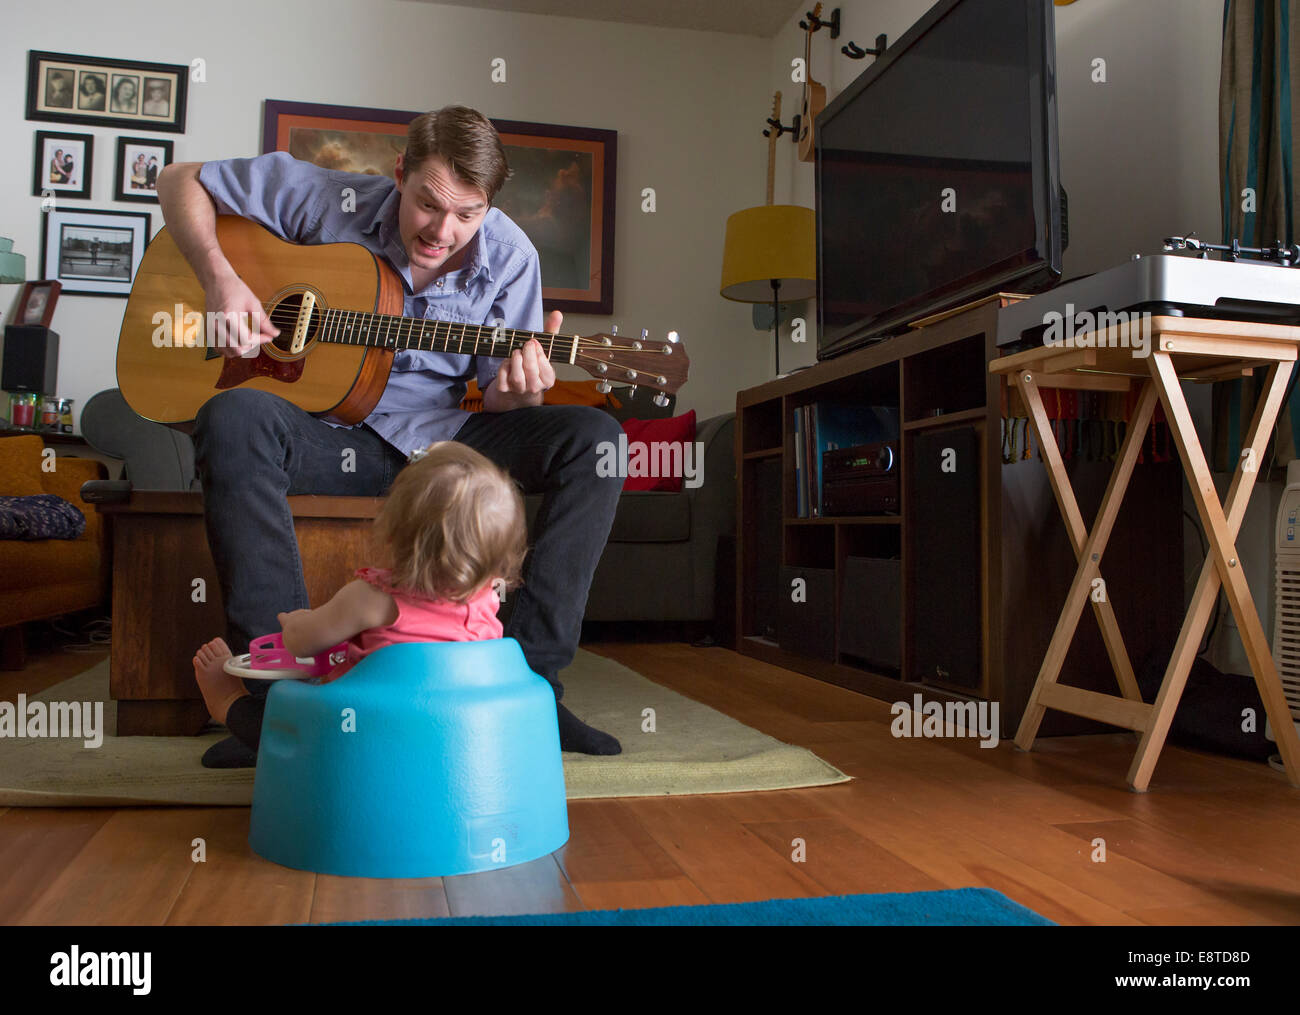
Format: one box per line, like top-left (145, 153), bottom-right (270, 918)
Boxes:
top-left (319, 308), bottom-right (581, 365)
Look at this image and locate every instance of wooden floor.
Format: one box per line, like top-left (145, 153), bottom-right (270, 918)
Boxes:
top-left (2, 633), bottom-right (1299, 926)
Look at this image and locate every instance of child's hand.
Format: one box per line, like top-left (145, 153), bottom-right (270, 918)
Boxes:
top-left (277, 609), bottom-right (311, 628)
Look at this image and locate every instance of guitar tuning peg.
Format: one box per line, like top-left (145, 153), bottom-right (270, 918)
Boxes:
top-left (627, 385), bottom-right (638, 398)
top-left (596, 379), bottom-right (611, 394)
top-left (611, 324), bottom-right (618, 335)
top-left (667, 330), bottom-right (679, 343)
top-left (640, 328), bottom-right (649, 340)
top-left (653, 392), bottom-right (669, 408)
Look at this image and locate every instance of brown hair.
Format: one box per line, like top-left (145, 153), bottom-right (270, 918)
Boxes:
top-left (402, 105), bottom-right (511, 203)
top-left (375, 442), bottom-right (527, 603)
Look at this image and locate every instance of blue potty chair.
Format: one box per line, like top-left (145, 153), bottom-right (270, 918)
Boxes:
top-left (248, 639), bottom-right (569, 878)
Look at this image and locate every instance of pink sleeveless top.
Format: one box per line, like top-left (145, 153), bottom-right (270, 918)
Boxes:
top-left (322, 567), bottom-right (503, 682)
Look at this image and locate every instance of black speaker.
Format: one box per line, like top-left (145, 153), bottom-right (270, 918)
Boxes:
top-left (839, 556), bottom-right (901, 672)
top-left (2, 325), bottom-right (59, 394)
top-left (909, 426), bottom-right (981, 689)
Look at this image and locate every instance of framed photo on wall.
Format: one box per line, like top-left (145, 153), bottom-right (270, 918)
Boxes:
top-left (114, 136), bottom-right (174, 203)
top-left (262, 99), bottom-right (617, 313)
top-left (26, 51), bottom-right (188, 133)
top-left (40, 207), bottom-right (152, 297)
top-left (32, 131), bottom-right (93, 198)
top-left (491, 118), bottom-right (617, 315)
top-left (15, 281), bottom-right (62, 328)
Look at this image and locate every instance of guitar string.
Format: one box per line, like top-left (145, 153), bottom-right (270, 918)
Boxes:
top-left (246, 306), bottom-right (670, 356)
top-left (216, 309), bottom-right (674, 384)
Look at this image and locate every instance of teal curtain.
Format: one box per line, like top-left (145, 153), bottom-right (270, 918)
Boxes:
top-left (1213, 0), bottom-right (1299, 472)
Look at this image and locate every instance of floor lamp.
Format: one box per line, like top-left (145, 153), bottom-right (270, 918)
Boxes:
top-left (719, 205), bottom-right (816, 377)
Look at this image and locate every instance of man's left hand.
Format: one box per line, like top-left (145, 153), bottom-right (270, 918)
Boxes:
top-left (484, 309), bottom-right (560, 412)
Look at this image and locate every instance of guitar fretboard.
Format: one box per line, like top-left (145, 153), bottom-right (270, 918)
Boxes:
top-left (320, 309), bottom-right (577, 364)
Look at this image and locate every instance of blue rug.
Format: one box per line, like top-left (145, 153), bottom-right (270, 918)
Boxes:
top-left (326, 888), bottom-right (1054, 926)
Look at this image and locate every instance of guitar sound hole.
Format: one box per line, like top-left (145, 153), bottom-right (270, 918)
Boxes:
top-left (268, 293), bottom-right (321, 354)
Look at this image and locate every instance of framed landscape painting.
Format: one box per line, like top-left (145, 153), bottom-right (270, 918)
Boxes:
top-left (262, 100), bottom-right (616, 313)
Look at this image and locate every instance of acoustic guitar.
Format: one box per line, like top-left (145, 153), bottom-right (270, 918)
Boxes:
top-left (797, 3), bottom-right (827, 163)
top-left (117, 216), bottom-right (689, 428)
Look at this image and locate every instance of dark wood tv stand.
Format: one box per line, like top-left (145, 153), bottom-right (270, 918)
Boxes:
top-left (733, 299), bottom-right (1184, 735)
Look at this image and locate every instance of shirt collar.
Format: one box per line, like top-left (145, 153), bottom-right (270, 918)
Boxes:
top-left (365, 184), bottom-right (494, 289)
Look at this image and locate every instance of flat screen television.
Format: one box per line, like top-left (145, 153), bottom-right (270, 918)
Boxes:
top-left (816, 0), bottom-right (1065, 360)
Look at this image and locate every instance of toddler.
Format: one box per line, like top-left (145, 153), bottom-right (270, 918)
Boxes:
top-left (192, 442), bottom-right (528, 749)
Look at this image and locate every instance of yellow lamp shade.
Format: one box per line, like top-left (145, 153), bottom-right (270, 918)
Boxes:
top-left (720, 204), bottom-right (817, 303)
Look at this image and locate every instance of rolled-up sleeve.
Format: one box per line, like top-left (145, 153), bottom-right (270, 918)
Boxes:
top-left (476, 250), bottom-right (545, 390)
top-left (198, 152), bottom-right (330, 244)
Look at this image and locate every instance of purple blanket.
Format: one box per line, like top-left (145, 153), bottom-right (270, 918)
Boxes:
top-left (0, 494), bottom-right (86, 540)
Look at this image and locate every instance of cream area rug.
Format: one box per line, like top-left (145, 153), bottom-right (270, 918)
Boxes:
top-left (0, 649), bottom-right (850, 806)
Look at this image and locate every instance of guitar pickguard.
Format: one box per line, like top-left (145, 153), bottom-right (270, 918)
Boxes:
top-left (213, 349), bottom-right (305, 389)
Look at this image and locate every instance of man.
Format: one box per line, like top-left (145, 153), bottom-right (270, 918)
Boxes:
top-left (156, 105), bottom-right (624, 767)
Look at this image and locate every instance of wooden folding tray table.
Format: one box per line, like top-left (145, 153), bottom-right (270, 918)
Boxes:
top-left (989, 316), bottom-right (1300, 791)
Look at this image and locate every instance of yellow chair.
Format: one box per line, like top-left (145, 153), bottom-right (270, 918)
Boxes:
top-left (0, 435), bottom-right (108, 668)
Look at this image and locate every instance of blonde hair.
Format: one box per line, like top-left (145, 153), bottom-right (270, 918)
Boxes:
top-left (375, 442), bottom-right (527, 603)
top-left (403, 105), bottom-right (511, 203)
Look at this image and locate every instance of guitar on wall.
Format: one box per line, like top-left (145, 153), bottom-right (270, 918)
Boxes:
top-left (116, 216), bottom-right (689, 430)
top-left (797, 3), bottom-right (827, 163)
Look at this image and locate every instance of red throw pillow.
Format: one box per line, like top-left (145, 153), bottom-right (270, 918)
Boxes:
top-left (620, 411), bottom-right (697, 492)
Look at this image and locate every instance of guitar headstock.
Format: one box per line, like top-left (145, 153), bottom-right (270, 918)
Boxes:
top-left (580, 328), bottom-right (690, 407)
top-left (801, 3), bottom-right (824, 32)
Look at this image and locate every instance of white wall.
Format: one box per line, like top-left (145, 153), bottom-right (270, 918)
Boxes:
top-left (0, 0), bottom-right (768, 429)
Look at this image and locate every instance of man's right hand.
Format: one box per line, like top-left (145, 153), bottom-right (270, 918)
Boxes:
top-left (206, 270), bottom-right (280, 358)
top-left (156, 161), bottom-right (283, 359)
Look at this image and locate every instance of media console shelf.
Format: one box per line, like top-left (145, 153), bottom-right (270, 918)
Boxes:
top-left (734, 300), bottom-right (1184, 735)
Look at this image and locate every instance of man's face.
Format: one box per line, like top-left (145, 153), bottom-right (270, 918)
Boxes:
top-left (394, 153), bottom-right (488, 276)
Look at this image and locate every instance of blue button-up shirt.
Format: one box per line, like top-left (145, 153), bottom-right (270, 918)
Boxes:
top-left (198, 152), bottom-right (543, 455)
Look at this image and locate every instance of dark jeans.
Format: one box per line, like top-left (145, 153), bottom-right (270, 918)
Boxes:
top-left (192, 388), bottom-right (624, 733)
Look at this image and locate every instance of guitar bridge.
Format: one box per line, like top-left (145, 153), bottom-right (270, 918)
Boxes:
top-left (290, 290), bottom-right (316, 354)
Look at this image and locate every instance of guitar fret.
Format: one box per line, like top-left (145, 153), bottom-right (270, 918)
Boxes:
top-left (314, 307), bottom-right (583, 367)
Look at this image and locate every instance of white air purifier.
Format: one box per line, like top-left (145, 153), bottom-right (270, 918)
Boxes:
top-left (1266, 459), bottom-right (1300, 772)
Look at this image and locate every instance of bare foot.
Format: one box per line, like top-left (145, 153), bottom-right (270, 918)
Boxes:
top-left (193, 637), bottom-right (248, 724)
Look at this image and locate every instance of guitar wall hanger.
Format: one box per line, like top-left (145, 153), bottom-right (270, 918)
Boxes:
top-left (843, 33), bottom-right (888, 60)
top-left (764, 113), bottom-right (801, 143)
top-left (800, 6), bottom-right (840, 38)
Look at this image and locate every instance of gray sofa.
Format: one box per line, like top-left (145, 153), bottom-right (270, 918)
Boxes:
top-left (80, 386), bottom-right (736, 624)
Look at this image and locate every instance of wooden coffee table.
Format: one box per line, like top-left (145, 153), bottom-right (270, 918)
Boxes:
top-left (97, 491), bottom-right (381, 736)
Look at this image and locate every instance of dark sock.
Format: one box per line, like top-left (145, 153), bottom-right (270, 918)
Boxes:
top-left (556, 702), bottom-right (621, 755)
top-left (200, 735), bottom-right (258, 769)
top-left (222, 694), bottom-right (265, 753)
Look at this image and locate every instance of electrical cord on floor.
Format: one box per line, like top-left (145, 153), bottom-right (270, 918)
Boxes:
top-left (47, 615), bottom-right (112, 653)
